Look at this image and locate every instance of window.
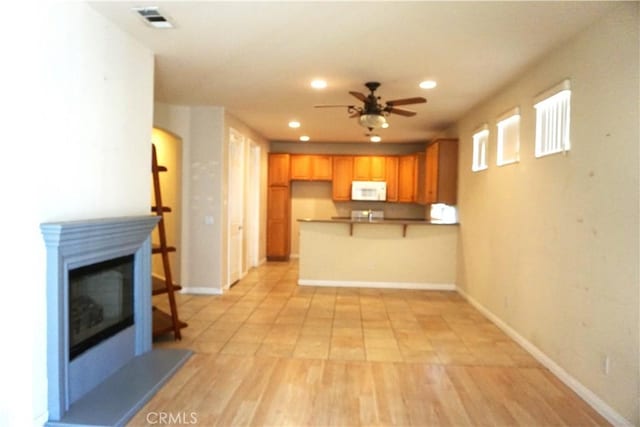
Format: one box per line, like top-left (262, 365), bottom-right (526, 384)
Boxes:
top-left (496, 108), bottom-right (520, 166)
top-left (534, 80), bottom-right (571, 158)
top-left (472, 125), bottom-right (489, 171)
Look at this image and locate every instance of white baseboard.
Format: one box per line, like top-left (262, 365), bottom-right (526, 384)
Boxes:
top-left (455, 286), bottom-right (633, 427)
top-left (298, 279), bottom-right (455, 291)
top-left (179, 287), bottom-right (222, 295)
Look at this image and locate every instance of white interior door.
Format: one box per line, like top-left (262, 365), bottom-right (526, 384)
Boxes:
top-left (228, 129), bottom-right (244, 287)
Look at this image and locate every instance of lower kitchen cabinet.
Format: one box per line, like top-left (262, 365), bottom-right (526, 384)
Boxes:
top-left (267, 185), bottom-right (290, 260)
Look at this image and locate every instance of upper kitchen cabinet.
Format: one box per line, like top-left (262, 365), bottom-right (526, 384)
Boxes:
top-left (332, 156), bottom-right (354, 201)
top-left (290, 154), bottom-right (332, 181)
top-left (423, 138), bottom-right (459, 205)
top-left (353, 156), bottom-right (386, 181)
top-left (268, 153), bottom-right (290, 186)
top-left (385, 156), bottom-right (399, 202)
top-left (398, 154), bottom-right (418, 203)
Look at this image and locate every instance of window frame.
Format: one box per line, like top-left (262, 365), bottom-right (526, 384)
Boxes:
top-left (472, 125), bottom-right (489, 172)
top-left (496, 107), bottom-right (520, 167)
top-left (534, 79), bottom-right (571, 158)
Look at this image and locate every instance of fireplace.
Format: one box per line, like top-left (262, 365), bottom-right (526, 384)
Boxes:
top-left (42, 216), bottom-right (191, 426)
top-left (69, 254), bottom-right (134, 360)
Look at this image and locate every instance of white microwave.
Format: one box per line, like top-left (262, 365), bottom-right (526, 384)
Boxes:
top-left (351, 181), bottom-right (387, 201)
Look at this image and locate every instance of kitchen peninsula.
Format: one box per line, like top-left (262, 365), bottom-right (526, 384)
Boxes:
top-left (267, 139), bottom-right (459, 264)
top-left (297, 218), bottom-right (458, 290)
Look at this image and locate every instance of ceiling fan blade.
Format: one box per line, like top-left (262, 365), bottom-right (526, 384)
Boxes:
top-left (313, 104), bottom-right (356, 108)
top-left (387, 107), bottom-right (417, 117)
top-left (349, 91), bottom-right (367, 102)
top-left (386, 97), bottom-right (427, 107)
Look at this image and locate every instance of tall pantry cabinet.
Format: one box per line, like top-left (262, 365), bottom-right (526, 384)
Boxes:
top-left (267, 154), bottom-right (291, 260)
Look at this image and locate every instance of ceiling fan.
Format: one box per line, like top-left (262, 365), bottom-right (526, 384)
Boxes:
top-left (314, 81), bottom-right (427, 131)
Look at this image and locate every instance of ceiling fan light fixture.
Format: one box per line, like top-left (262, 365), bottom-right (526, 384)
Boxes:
top-left (359, 114), bottom-right (387, 129)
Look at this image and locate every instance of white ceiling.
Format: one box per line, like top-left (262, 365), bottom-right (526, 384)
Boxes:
top-left (89, 1), bottom-right (615, 144)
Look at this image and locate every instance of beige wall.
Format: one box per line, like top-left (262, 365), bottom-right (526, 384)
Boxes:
top-left (299, 221), bottom-right (457, 286)
top-left (454, 4), bottom-right (638, 424)
top-left (271, 141), bottom-right (426, 155)
top-left (0, 3), bottom-right (154, 424)
top-left (154, 105), bottom-right (270, 292)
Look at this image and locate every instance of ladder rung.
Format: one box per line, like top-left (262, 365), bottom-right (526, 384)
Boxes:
top-left (152, 307), bottom-right (188, 338)
top-left (152, 244), bottom-right (176, 254)
top-left (152, 276), bottom-right (182, 295)
top-left (151, 206), bottom-right (172, 213)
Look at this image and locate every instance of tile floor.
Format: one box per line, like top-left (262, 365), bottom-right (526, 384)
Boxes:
top-left (153, 261), bottom-right (540, 368)
top-left (138, 260), bottom-right (609, 426)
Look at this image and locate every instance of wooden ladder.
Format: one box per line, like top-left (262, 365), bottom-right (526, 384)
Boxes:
top-left (151, 144), bottom-right (187, 340)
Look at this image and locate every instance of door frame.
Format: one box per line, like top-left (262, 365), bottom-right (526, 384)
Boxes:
top-left (247, 141), bottom-right (261, 269)
top-left (227, 128), bottom-right (245, 289)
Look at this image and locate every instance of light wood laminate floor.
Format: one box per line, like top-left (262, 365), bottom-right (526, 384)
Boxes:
top-left (129, 261), bottom-right (609, 426)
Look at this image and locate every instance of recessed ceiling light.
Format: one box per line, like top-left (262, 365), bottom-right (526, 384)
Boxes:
top-left (288, 121), bottom-right (301, 128)
top-left (381, 122), bottom-right (390, 129)
top-left (310, 79), bottom-right (327, 89)
top-left (299, 135), bottom-right (310, 142)
top-left (370, 135), bottom-right (381, 143)
top-left (419, 80), bottom-right (437, 89)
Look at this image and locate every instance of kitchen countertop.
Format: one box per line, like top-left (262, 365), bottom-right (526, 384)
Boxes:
top-left (297, 217), bottom-right (458, 225)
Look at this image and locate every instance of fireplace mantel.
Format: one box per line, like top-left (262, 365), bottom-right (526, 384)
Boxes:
top-left (41, 216), bottom-right (191, 426)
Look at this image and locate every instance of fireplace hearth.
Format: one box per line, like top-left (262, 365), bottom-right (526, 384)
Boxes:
top-left (41, 216), bottom-right (191, 426)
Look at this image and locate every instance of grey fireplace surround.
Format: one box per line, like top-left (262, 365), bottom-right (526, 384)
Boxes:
top-left (41, 216), bottom-right (191, 426)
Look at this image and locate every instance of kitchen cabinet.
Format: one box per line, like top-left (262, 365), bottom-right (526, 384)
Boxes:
top-left (267, 153), bottom-right (291, 260)
top-left (398, 154), bottom-right (418, 202)
top-left (290, 154), bottom-right (332, 181)
top-left (423, 139), bottom-right (458, 205)
top-left (353, 156), bottom-right (386, 181)
top-left (268, 153), bottom-right (290, 187)
top-left (332, 156), bottom-right (353, 201)
top-left (267, 186), bottom-right (290, 259)
top-left (385, 156), bottom-right (399, 202)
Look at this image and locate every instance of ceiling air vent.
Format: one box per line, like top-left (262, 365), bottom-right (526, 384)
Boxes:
top-left (133, 7), bottom-right (174, 29)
